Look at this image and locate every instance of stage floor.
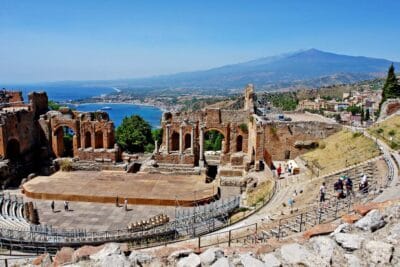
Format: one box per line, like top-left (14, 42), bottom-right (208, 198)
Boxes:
top-left (23, 171), bottom-right (217, 206)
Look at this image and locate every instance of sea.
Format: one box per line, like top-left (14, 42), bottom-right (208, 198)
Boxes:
top-left (6, 85), bottom-right (163, 128)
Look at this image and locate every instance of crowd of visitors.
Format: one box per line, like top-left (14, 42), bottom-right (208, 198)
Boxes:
top-left (318, 173), bottom-right (369, 206)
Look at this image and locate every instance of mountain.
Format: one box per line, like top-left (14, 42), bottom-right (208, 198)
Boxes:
top-left (47, 49), bottom-right (399, 93)
top-left (112, 48), bottom-right (398, 91)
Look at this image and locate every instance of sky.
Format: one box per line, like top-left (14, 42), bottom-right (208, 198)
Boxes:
top-left (1, 0), bottom-right (399, 83)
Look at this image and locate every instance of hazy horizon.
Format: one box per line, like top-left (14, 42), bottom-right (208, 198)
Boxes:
top-left (1, 1), bottom-right (400, 83)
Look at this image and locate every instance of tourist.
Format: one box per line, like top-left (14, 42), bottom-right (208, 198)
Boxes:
top-left (124, 198), bottom-right (128, 211)
top-left (277, 164), bottom-right (282, 178)
top-left (116, 196), bottom-right (119, 207)
top-left (288, 197), bottom-right (294, 213)
top-left (359, 173), bottom-right (368, 193)
top-left (334, 177), bottom-right (344, 199)
top-left (64, 201), bottom-right (69, 211)
top-left (51, 200), bottom-right (55, 213)
top-left (345, 176), bottom-right (354, 197)
top-left (319, 182), bottom-right (326, 205)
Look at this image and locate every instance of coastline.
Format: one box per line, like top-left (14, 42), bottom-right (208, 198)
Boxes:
top-left (67, 101), bottom-right (168, 113)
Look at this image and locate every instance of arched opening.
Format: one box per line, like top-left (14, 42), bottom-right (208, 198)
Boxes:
top-left (204, 130), bottom-right (224, 151)
top-left (6, 139), bottom-right (20, 160)
top-left (184, 133), bottom-right (191, 149)
top-left (55, 126), bottom-right (75, 157)
top-left (95, 131), bottom-right (104, 148)
top-left (84, 132), bottom-right (92, 148)
top-left (171, 131), bottom-right (179, 151)
top-left (236, 135), bottom-right (243, 152)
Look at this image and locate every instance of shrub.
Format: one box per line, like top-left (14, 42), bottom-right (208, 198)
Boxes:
top-left (390, 141), bottom-right (399, 150)
top-left (352, 132), bottom-right (363, 138)
top-left (239, 123), bottom-right (248, 133)
top-left (60, 160), bottom-right (73, 172)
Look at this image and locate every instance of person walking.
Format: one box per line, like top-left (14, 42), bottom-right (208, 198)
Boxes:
top-left (288, 197), bottom-right (294, 213)
top-left (51, 200), bottom-right (55, 213)
top-left (64, 201), bottom-right (67, 211)
top-left (345, 176), bottom-right (354, 197)
top-left (116, 196), bottom-right (119, 207)
top-left (334, 177), bottom-right (344, 199)
top-left (319, 182), bottom-right (326, 206)
top-left (360, 173), bottom-right (368, 193)
top-left (124, 198), bottom-right (128, 211)
top-left (277, 164), bottom-right (282, 178)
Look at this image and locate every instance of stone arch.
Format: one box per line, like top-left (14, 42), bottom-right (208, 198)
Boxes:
top-left (6, 139), bottom-right (20, 160)
top-left (84, 132), bottom-right (92, 148)
top-left (204, 129), bottom-right (225, 151)
top-left (184, 133), bottom-right (191, 149)
top-left (236, 135), bottom-right (243, 152)
top-left (95, 131), bottom-right (104, 149)
top-left (171, 131), bottom-right (179, 151)
top-left (53, 126), bottom-right (76, 157)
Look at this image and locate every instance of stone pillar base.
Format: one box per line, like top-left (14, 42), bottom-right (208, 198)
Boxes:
top-left (199, 160), bottom-right (205, 168)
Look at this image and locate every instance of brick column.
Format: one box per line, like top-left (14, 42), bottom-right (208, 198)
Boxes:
top-left (199, 126), bottom-right (204, 161)
top-left (166, 125), bottom-right (170, 154)
top-left (179, 125), bottom-right (183, 155)
top-left (191, 126), bottom-right (195, 155)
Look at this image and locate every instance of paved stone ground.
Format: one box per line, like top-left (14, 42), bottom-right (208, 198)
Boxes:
top-left (7, 185), bottom-right (239, 232)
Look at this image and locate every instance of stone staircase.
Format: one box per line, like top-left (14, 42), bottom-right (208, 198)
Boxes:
top-left (218, 165), bottom-right (246, 186)
top-left (142, 163), bottom-right (201, 175)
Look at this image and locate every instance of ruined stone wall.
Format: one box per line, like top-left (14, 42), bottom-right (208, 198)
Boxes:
top-left (0, 110), bottom-right (39, 159)
top-left (7, 91), bottom-right (24, 104)
top-left (28, 92), bottom-right (48, 118)
top-left (262, 121), bottom-right (341, 161)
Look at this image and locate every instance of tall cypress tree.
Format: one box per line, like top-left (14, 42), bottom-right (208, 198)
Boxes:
top-left (382, 64), bottom-right (400, 99)
top-left (380, 64), bottom-right (400, 110)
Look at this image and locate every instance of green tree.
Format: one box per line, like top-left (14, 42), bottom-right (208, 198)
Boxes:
top-left (48, 100), bottom-right (61, 111)
top-left (380, 64), bottom-right (400, 108)
top-left (204, 130), bottom-right (224, 151)
top-left (346, 105), bottom-right (362, 115)
top-left (152, 128), bottom-right (163, 144)
top-left (360, 108), bottom-right (364, 121)
top-left (365, 109), bottom-right (370, 121)
top-left (116, 115), bottom-right (153, 153)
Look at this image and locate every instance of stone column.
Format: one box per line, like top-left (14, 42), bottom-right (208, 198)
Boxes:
top-left (191, 126), bottom-right (195, 155)
top-left (154, 140), bottom-right (159, 154)
top-left (199, 126), bottom-right (204, 161)
top-left (166, 125), bottom-right (170, 154)
top-left (179, 125), bottom-right (183, 155)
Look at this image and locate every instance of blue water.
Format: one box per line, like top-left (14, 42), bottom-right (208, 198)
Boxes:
top-left (73, 103), bottom-right (162, 128)
top-left (3, 84), bottom-right (163, 128)
top-left (7, 85), bottom-right (115, 102)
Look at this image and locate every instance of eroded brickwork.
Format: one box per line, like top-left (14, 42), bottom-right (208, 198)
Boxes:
top-left (0, 90), bottom-right (120, 183)
top-left (156, 84), bottom-right (341, 173)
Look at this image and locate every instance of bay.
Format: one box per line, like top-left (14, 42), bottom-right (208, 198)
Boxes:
top-left (72, 103), bottom-right (163, 128)
top-left (2, 84), bottom-right (163, 128)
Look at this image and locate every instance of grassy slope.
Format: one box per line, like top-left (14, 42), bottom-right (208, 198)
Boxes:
top-left (301, 130), bottom-right (380, 175)
top-left (368, 115), bottom-right (400, 150)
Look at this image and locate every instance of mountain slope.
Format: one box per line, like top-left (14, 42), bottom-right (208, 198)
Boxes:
top-left (116, 49), bottom-right (398, 91)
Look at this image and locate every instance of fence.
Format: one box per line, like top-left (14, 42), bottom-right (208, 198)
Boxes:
top-left (198, 223), bottom-right (258, 248)
top-left (0, 196), bottom-right (241, 253)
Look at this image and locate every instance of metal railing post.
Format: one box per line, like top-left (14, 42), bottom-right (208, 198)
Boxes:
top-left (228, 230), bottom-right (232, 247)
top-left (299, 213), bottom-right (303, 232)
